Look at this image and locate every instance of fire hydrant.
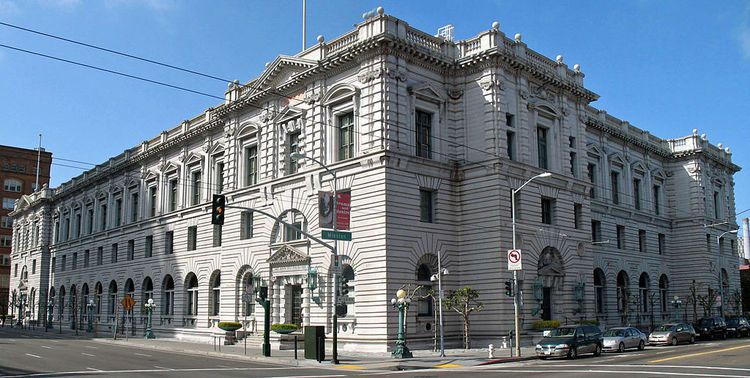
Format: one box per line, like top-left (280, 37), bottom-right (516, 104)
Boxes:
top-left (488, 344), bottom-right (495, 358)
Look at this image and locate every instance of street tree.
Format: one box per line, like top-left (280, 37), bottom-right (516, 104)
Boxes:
top-left (444, 286), bottom-right (484, 350)
top-left (697, 287), bottom-right (718, 317)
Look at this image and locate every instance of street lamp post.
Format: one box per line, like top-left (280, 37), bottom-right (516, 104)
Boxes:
top-left (253, 275), bottom-right (271, 357)
top-left (390, 289), bottom-right (413, 358)
top-left (87, 300), bottom-right (95, 333)
top-left (290, 152), bottom-right (340, 364)
top-left (670, 296), bottom-right (682, 322)
top-left (144, 298), bottom-right (156, 339)
top-left (47, 300), bottom-right (54, 330)
top-left (716, 229), bottom-right (738, 317)
top-left (511, 172), bottom-right (551, 357)
top-left (430, 250), bottom-right (448, 357)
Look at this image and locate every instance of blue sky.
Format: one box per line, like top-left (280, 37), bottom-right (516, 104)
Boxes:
top-left (1, 0), bottom-right (748, 225)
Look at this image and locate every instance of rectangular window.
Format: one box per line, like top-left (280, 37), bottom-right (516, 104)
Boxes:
top-left (165, 231), bottom-right (174, 255)
top-left (84, 250), bottom-right (89, 268)
top-left (541, 197), bottom-right (554, 225)
top-left (537, 127), bottom-right (548, 169)
top-left (633, 178), bottom-right (641, 210)
top-left (569, 152), bottom-right (577, 177)
top-left (187, 226), bottom-right (197, 251)
top-left (506, 113), bottom-right (514, 127)
top-left (87, 208), bottom-right (94, 234)
top-left (127, 239), bottom-right (134, 261)
top-left (100, 204), bottom-right (107, 230)
top-left (240, 211), bottom-right (253, 240)
top-left (591, 220), bottom-right (601, 242)
top-left (506, 131), bottom-right (516, 160)
top-left (216, 161), bottom-right (225, 193)
top-left (114, 198), bottom-right (122, 227)
top-left (0, 216), bottom-right (12, 228)
top-left (287, 132), bottom-right (300, 174)
top-left (97, 247), bottom-right (103, 266)
top-left (191, 171), bottom-right (202, 206)
top-left (61, 255), bottom-right (66, 272)
top-left (149, 186), bottom-right (157, 217)
top-left (574, 203), bottom-right (582, 229)
top-left (587, 163), bottom-right (597, 198)
top-left (638, 230), bottom-right (646, 252)
top-left (72, 252), bottom-right (77, 270)
top-left (213, 225), bottom-right (222, 247)
top-left (51, 257), bottom-right (55, 273)
top-left (14, 263), bottom-right (17, 277)
top-left (610, 171), bottom-right (620, 204)
top-left (168, 178), bottom-right (178, 212)
top-left (130, 192), bottom-right (139, 222)
top-left (32, 259), bottom-right (36, 274)
top-left (2, 198), bottom-right (14, 209)
top-left (419, 189), bottom-right (434, 223)
top-left (707, 234), bottom-right (712, 254)
top-left (246, 146), bottom-right (258, 186)
top-left (653, 185), bottom-right (661, 215)
top-left (713, 191), bottom-right (721, 219)
top-left (616, 225), bottom-right (625, 249)
top-left (719, 237), bottom-right (725, 255)
top-left (338, 111), bottom-right (355, 160)
top-left (285, 220), bottom-right (302, 241)
top-left (111, 243), bottom-right (118, 263)
top-left (1, 235), bottom-right (12, 247)
top-left (415, 110), bottom-right (432, 159)
top-left (658, 233), bottom-right (666, 255)
top-left (145, 235), bottom-right (153, 258)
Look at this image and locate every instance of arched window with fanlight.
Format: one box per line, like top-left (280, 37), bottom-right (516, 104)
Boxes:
top-left (141, 277), bottom-right (153, 315)
top-left (639, 273), bottom-right (650, 314)
top-left (209, 270), bottom-right (221, 317)
top-left (593, 268), bottom-right (606, 315)
top-left (416, 264), bottom-right (433, 316)
top-left (59, 286), bottom-right (66, 320)
top-left (162, 275), bottom-right (174, 316)
top-left (108, 280), bottom-right (118, 316)
top-left (659, 275), bottom-right (669, 318)
top-left (238, 268), bottom-right (254, 317)
top-left (94, 282), bottom-right (103, 316)
top-left (616, 271), bottom-right (629, 314)
top-left (185, 273), bottom-right (198, 316)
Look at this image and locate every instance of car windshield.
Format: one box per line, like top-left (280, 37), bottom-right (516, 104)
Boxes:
top-left (699, 319), bottom-right (713, 326)
top-left (655, 325), bottom-right (676, 332)
top-left (603, 329), bottom-right (625, 337)
top-left (727, 319), bottom-right (739, 326)
top-left (547, 327), bottom-right (576, 337)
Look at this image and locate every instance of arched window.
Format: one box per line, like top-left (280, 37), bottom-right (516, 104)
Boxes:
top-left (94, 282), bottom-right (103, 315)
top-left (239, 269), bottom-right (254, 317)
top-left (659, 275), bottom-right (669, 317)
top-left (185, 273), bottom-right (198, 316)
top-left (81, 283), bottom-right (90, 313)
top-left (69, 285), bottom-right (77, 318)
top-left (3, 178), bottom-right (22, 192)
top-left (416, 263), bottom-right (433, 316)
top-left (339, 264), bottom-right (356, 318)
top-left (124, 278), bottom-right (135, 302)
top-left (639, 273), bottom-right (650, 313)
top-left (593, 268), bottom-right (606, 314)
top-left (142, 277), bottom-right (153, 307)
top-left (108, 280), bottom-right (118, 315)
top-left (271, 209), bottom-right (308, 243)
top-left (209, 270), bottom-right (221, 316)
top-left (162, 275), bottom-right (174, 316)
top-left (616, 271), bottom-right (629, 314)
top-left (59, 286), bottom-right (66, 320)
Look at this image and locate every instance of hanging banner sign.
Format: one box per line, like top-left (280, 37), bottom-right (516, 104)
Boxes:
top-left (319, 191), bottom-right (351, 231)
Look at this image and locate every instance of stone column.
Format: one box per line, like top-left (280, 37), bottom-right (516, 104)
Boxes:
top-left (302, 281), bottom-right (310, 328)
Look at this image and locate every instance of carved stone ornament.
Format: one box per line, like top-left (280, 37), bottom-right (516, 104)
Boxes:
top-left (357, 68), bottom-right (384, 83)
top-left (268, 244), bottom-right (310, 266)
top-left (447, 88), bottom-right (463, 100)
top-left (201, 137), bottom-right (212, 153)
top-left (260, 106), bottom-right (276, 123)
top-left (479, 78), bottom-right (501, 91)
top-left (578, 114), bottom-right (588, 124)
top-left (519, 89), bottom-right (529, 100)
top-left (224, 121), bottom-right (236, 139)
top-left (304, 90), bottom-right (322, 105)
top-left (178, 147), bottom-right (189, 163)
top-left (386, 67), bottom-right (407, 82)
top-left (158, 157), bottom-right (169, 172)
top-left (561, 107), bottom-right (569, 116)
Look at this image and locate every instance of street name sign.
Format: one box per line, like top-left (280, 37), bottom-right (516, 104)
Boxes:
top-left (322, 230), bottom-right (352, 241)
top-left (507, 249), bottom-right (522, 271)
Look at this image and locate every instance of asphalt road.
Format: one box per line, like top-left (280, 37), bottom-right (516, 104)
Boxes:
top-left (2, 325), bottom-right (749, 377)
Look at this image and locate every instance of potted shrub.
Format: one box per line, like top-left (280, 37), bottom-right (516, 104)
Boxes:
top-left (532, 320), bottom-right (561, 337)
top-left (271, 323), bottom-right (298, 334)
top-left (217, 321), bottom-right (242, 345)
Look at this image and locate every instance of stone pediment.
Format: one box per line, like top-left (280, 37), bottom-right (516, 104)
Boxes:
top-left (245, 56), bottom-right (317, 97)
top-left (268, 244), bottom-right (309, 267)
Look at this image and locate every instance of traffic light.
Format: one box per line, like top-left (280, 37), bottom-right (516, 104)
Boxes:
top-left (340, 276), bottom-right (350, 296)
top-left (504, 280), bottom-right (514, 297)
top-left (211, 194), bottom-right (226, 225)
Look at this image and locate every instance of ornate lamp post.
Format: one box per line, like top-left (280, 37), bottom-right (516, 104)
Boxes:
top-left (670, 296), bottom-right (682, 322)
top-left (86, 300), bottom-right (95, 333)
top-left (144, 298), bottom-right (156, 339)
top-left (390, 289), bottom-right (413, 359)
top-left (47, 300), bottom-right (54, 330)
top-left (253, 275), bottom-right (270, 357)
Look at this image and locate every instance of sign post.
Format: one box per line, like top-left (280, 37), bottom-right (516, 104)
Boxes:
top-left (507, 249), bottom-right (522, 271)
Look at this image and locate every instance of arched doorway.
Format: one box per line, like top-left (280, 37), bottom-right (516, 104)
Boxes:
top-left (616, 271), bottom-right (630, 324)
top-left (536, 247), bottom-right (564, 321)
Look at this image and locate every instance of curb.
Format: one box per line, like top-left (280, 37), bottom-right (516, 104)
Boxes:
top-left (478, 355), bottom-right (538, 365)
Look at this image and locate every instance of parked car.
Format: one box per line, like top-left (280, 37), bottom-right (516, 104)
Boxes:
top-left (602, 327), bottom-right (647, 353)
top-left (648, 323), bottom-right (696, 346)
top-left (726, 316), bottom-right (750, 338)
top-left (535, 325), bottom-right (603, 359)
top-left (695, 316), bottom-right (727, 340)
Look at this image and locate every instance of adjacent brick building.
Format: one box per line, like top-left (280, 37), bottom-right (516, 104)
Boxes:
top-left (1, 145), bottom-right (51, 315)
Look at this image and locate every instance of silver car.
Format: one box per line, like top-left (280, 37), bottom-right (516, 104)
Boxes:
top-left (602, 327), bottom-right (646, 353)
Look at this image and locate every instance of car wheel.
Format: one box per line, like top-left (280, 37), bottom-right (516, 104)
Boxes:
top-left (671, 336), bottom-right (678, 346)
top-left (568, 347), bottom-right (578, 359)
top-left (638, 340), bottom-right (645, 350)
top-left (594, 344), bottom-right (602, 357)
top-left (690, 335), bottom-right (695, 344)
top-left (539, 356), bottom-right (548, 360)
top-left (617, 342), bottom-right (625, 353)
top-left (722, 332), bottom-right (727, 340)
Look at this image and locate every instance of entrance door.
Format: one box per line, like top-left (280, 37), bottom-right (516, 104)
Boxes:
top-left (291, 285), bottom-right (303, 327)
top-left (542, 287), bottom-right (552, 321)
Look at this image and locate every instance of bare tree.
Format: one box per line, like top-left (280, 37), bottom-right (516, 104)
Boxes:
top-left (444, 286), bottom-right (484, 350)
top-left (418, 288), bottom-right (439, 352)
top-left (697, 287), bottom-right (718, 317)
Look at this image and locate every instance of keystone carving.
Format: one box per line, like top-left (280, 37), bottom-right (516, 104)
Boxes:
top-left (357, 68), bottom-right (384, 83)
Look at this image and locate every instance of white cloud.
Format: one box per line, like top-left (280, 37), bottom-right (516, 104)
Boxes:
top-left (0, 0), bottom-right (21, 16)
top-left (37, 0), bottom-right (82, 9)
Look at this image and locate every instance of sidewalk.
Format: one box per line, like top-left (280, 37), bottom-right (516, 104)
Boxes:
top-left (4, 325), bottom-right (538, 371)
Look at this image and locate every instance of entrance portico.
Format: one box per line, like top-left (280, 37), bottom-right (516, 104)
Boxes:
top-left (268, 244), bottom-right (312, 328)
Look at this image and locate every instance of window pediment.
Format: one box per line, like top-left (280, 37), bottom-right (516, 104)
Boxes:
top-left (409, 82), bottom-right (444, 104)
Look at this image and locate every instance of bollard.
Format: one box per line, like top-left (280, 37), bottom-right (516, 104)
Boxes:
top-left (488, 344), bottom-right (495, 359)
top-left (294, 335), bottom-right (298, 360)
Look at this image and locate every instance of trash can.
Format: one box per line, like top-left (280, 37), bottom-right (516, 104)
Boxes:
top-left (304, 326), bottom-right (325, 361)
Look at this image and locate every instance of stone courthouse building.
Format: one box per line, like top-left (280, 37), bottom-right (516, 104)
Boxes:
top-left (9, 9), bottom-right (741, 351)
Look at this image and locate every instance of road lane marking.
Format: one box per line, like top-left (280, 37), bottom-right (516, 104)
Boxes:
top-left (84, 345), bottom-right (98, 349)
top-left (541, 364), bottom-right (750, 372)
top-left (153, 365), bottom-right (174, 370)
top-left (435, 363), bottom-right (463, 368)
top-left (25, 353), bottom-right (42, 359)
top-left (336, 365), bottom-right (366, 370)
top-left (86, 368), bottom-right (102, 372)
top-left (134, 353), bottom-right (151, 357)
top-left (649, 343), bottom-right (750, 363)
top-left (81, 352), bottom-right (95, 357)
top-left (40, 346), bottom-right (53, 349)
top-left (50, 340), bottom-right (60, 343)
top-left (7, 368), bottom-right (348, 378)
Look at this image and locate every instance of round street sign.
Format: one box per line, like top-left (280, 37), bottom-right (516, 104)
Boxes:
top-left (507, 249), bottom-right (522, 271)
